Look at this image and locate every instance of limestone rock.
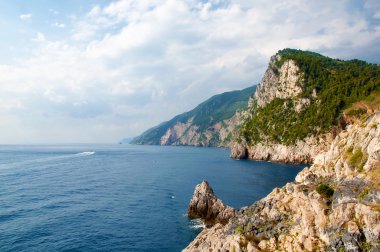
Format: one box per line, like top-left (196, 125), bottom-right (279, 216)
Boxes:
top-left (187, 180), bottom-right (237, 227)
top-left (230, 55), bottom-right (333, 164)
top-left (255, 57), bottom-right (303, 108)
top-left (185, 113), bottom-right (380, 252)
top-left (231, 134), bottom-right (332, 164)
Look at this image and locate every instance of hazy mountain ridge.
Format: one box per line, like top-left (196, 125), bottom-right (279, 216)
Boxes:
top-left (130, 86), bottom-right (256, 147)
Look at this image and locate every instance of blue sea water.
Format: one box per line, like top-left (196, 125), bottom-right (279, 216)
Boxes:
top-left (0, 144), bottom-right (305, 251)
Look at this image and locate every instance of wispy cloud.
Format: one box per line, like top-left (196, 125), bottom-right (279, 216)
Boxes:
top-left (52, 22), bottom-right (66, 28)
top-left (19, 13), bottom-right (32, 21)
top-left (49, 9), bottom-right (59, 15)
top-left (1, 0), bottom-right (380, 143)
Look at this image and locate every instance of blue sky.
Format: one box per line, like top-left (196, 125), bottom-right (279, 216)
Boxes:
top-left (0, 0), bottom-right (379, 144)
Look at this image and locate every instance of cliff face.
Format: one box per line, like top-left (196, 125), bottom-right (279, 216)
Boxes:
top-left (131, 86), bottom-right (256, 147)
top-left (231, 55), bottom-right (327, 163)
top-left (231, 134), bottom-right (332, 164)
top-left (184, 113), bottom-right (380, 252)
top-left (158, 111), bottom-right (246, 147)
top-left (232, 49), bottom-right (380, 164)
top-left (254, 57), bottom-right (303, 108)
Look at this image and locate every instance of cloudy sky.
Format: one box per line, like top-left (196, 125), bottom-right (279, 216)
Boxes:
top-left (0, 0), bottom-right (379, 144)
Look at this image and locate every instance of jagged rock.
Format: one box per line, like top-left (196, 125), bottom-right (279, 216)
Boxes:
top-left (187, 180), bottom-right (237, 227)
top-left (231, 55), bottom-right (334, 164)
top-left (230, 141), bottom-right (248, 159)
top-left (255, 57), bottom-right (303, 108)
top-left (231, 133), bottom-right (332, 164)
top-left (184, 113), bottom-right (380, 252)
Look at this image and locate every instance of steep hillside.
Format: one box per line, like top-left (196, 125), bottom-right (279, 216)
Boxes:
top-left (232, 49), bottom-right (380, 163)
top-left (185, 112), bottom-right (380, 251)
top-left (131, 86), bottom-right (256, 147)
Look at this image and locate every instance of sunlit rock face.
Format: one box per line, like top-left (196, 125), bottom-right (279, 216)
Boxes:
top-left (185, 113), bottom-right (380, 252)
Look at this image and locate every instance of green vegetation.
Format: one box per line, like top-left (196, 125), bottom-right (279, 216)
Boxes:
top-left (131, 86), bottom-right (256, 145)
top-left (316, 184), bottom-right (334, 199)
top-left (361, 242), bottom-right (372, 251)
top-left (346, 108), bottom-right (366, 117)
top-left (358, 189), bottom-right (369, 200)
top-left (345, 147), bottom-right (367, 171)
top-left (236, 226), bottom-right (245, 236)
top-left (241, 49), bottom-right (380, 145)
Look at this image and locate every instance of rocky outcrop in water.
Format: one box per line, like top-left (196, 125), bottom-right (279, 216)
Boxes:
top-left (231, 134), bottom-right (333, 164)
top-left (187, 180), bottom-right (237, 227)
top-left (185, 113), bottom-right (380, 252)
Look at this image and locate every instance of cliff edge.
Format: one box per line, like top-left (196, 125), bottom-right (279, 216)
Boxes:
top-left (184, 113), bottom-right (380, 251)
top-left (232, 49), bottom-right (380, 164)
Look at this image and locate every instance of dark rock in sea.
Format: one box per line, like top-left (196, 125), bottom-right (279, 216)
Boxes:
top-left (187, 180), bottom-right (237, 227)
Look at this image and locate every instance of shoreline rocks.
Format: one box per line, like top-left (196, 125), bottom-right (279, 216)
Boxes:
top-left (185, 113), bottom-right (380, 252)
top-left (231, 134), bottom-right (333, 164)
top-left (187, 180), bottom-right (237, 227)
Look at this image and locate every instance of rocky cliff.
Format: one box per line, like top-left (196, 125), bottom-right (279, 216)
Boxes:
top-left (232, 49), bottom-right (380, 163)
top-left (130, 86), bottom-right (256, 147)
top-left (184, 113), bottom-right (380, 252)
top-left (188, 180), bottom-right (237, 227)
top-left (231, 57), bottom-right (329, 163)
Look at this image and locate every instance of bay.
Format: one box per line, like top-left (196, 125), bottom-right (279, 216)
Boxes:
top-left (0, 144), bottom-right (304, 251)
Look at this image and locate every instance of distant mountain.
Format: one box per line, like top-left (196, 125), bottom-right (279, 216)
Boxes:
top-left (130, 86), bottom-right (256, 147)
top-left (119, 137), bottom-right (133, 144)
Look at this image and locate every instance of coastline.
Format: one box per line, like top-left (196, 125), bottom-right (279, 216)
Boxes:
top-left (184, 113), bottom-right (380, 251)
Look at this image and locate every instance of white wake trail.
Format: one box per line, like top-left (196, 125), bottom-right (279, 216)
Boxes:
top-left (0, 151), bottom-right (95, 170)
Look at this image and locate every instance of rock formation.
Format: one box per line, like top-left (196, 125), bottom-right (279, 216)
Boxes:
top-left (231, 134), bottom-right (332, 164)
top-left (187, 180), bottom-right (237, 227)
top-left (184, 113), bottom-right (380, 251)
top-left (159, 111), bottom-right (247, 148)
top-left (131, 86), bottom-right (256, 148)
top-left (254, 57), bottom-right (303, 108)
top-left (231, 53), bottom-right (330, 164)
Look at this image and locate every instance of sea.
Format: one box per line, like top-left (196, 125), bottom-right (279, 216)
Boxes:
top-left (0, 144), bottom-right (305, 251)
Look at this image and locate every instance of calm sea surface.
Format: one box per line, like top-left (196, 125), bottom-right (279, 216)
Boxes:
top-left (0, 144), bottom-right (304, 251)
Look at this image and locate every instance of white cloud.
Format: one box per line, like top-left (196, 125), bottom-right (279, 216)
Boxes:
top-left (1, 0), bottom-right (380, 143)
top-left (49, 9), bottom-right (59, 15)
top-left (52, 22), bottom-right (66, 28)
top-left (33, 32), bottom-right (46, 43)
top-left (19, 13), bottom-right (32, 21)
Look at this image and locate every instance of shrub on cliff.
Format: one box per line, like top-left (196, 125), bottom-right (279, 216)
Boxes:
top-left (240, 49), bottom-right (380, 146)
top-left (316, 184), bottom-right (334, 199)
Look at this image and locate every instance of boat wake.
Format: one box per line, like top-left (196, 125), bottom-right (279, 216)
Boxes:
top-left (0, 151), bottom-right (95, 170)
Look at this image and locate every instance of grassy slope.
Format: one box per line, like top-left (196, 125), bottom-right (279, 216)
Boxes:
top-left (131, 86), bottom-right (257, 145)
top-left (240, 49), bottom-right (380, 146)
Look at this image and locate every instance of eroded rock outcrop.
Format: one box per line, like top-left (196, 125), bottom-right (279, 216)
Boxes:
top-left (231, 134), bottom-right (333, 164)
top-left (185, 113), bottom-right (380, 252)
top-left (187, 180), bottom-right (237, 227)
top-left (131, 86), bottom-right (256, 148)
top-left (255, 57), bottom-right (303, 108)
top-left (231, 54), bottom-right (331, 163)
top-left (161, 111), bottom-right (247, 148)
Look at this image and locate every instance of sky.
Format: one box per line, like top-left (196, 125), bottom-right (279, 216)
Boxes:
top-left (0, 0), bottom-right (379, 144)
